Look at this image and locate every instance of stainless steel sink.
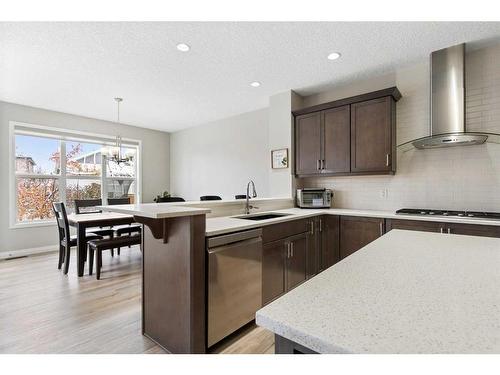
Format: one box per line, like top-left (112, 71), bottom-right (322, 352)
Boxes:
top-left (233, 212), bottom-right (292, 221)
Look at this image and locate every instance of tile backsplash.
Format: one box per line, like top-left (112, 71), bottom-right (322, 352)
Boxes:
top-left (299, 144), bottom-right (500, 211)
top-left (298, 43), bottom-right (500, 212)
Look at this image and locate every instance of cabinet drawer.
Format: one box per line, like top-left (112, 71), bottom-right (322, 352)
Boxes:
top-left (386, 219), bottom-right (443, 233)
top-left (262, 219), bottom-right (310, 243)
top-left (447, 223), bottom-right (500, 238)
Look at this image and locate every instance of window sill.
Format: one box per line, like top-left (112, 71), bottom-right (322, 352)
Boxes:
top-left (10, 220), bottom-right (57, 230)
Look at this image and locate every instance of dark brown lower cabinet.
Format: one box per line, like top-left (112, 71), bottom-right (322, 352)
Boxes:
top-left (387, 219), bottom-right (500, 238)
top-left (447, 223), bottom-right (500, 238)
top-left (386, 219), bottom-right (444, 233)
top-left (339, 216), bottom-right (384, 260)
top-left (262, 238), bottom-right (287, 306)
top-left (262, 228), bottom-right (309, 306)
top-left (305, 215), bottom-right (340, 277)
top-left (306, 217), bottom-right (320, 279)
top-left (320, 215), bottom-right (340, 271)
top-left (286, 233), bottom-right (308, 291)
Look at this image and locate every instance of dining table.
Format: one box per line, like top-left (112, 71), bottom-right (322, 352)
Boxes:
top-left (67, 212), bottom-right (136, 277)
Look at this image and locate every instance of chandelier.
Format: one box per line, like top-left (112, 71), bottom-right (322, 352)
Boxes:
top-left (107, 98), bottom-right (132, 164)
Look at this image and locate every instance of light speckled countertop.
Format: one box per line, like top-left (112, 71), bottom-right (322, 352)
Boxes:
top-left (256, 229), bottom-right (500, 354)
top-left (99, 203), bottom-right (210, 219)
top-left (206, 207), bottom-right (500, 236)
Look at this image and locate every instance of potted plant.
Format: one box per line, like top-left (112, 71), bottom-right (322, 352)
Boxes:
top-left (154, 191), bottom-right (171, 203)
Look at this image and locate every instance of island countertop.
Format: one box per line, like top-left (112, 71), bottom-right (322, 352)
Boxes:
top-left (255, 229), bottom-right (500, 354)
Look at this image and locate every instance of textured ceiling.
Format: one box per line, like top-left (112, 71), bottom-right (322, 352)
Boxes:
top-left (1, 22), bottom-right (500, 132)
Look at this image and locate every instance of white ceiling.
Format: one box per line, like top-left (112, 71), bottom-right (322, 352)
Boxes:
top-left (1, 22), bottom-right (500, 132)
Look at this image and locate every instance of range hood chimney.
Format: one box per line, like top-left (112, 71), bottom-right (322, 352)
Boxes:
top-left (410, 43), bottom-right (490, 149)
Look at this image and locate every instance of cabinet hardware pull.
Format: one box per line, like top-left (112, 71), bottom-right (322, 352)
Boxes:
top-left (310, 221), bottom-right (314, 235)
top-left (317, 159), bottom-right (320, 170)
top-left (386, 154), bottom-right (390, 167)
top-left (321, 159), bottom-right (325, 170)
top-left (440, 227), bottom-right (444, 234)
top-left (319, 219), bottom-right (322, 232)
top-left (379, 222), bottom-right (383, 236)
top-left (286, 243), bottom-right (290, 258)
top-left (447, 228), bottom-right (451, 234)
top-left (291, 242), bottom-right (294, 257)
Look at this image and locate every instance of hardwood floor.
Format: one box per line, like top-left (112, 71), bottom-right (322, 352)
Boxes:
top-left (0, 248), bottom-right (274, 354)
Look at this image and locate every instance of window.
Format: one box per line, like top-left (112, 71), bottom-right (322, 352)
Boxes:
top-left (11, 123), bottom-right (141, 226)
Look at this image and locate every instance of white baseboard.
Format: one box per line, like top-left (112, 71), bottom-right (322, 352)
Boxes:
top-left (0, 245), bottom-right (58, 260)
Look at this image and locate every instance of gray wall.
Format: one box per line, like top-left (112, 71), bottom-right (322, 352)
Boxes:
top-left (0, 101), bottom-right (170, 254)
top-left (170, 108), bottom-right (270, 200)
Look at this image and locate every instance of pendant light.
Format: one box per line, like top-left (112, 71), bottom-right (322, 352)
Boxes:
top-left (108, 98), bottom-right (131, 164)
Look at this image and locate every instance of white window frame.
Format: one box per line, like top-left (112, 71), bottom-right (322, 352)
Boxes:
top-left (9, 121), bottom-right (142, 229)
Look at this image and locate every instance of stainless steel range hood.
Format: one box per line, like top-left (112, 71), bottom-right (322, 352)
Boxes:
top-left (402, 43), bottom-right (498, 150)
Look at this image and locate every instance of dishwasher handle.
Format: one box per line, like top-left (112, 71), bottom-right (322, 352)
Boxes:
top-left (207, 237), bottom-right (262, 254)
top-left (207, 228), bottom-right (263, 249)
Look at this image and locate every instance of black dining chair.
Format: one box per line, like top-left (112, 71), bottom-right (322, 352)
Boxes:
top-left (108, 197), bottom-right (141, 255)
top-left (200, 195), bottom-right (222, 201)
top-left (52, 202), bottom-right (103, 274)
top-left (74, 198), bottom-right (103, 214)
top-left (74, 199), bottom-right (115, 253)
top-left (158, 197), bottom-right (185, 202)
top-left (107, 197), bottom-right (131, 205)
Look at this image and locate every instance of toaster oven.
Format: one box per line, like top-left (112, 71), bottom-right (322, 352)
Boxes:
top-left (296, 188), bottom-right (333, 208)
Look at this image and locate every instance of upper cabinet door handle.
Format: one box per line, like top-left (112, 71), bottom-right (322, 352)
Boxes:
top-left (317, 159), bottom-right (321, 170)
top-left (322, 159), bottom-right (325, 170)
top-left (386, 154), bottom-right (390, 167)
top-left (379, 222), bottom-right (383, 236)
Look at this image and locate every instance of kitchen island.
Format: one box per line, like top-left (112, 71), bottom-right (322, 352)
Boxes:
top-left (100, 203), bottom-right (211, 354)
top-left (256, 229), bottom-right (500, 354)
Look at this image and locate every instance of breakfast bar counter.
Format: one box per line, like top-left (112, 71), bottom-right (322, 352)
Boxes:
top-left (256, 229), bottom-right (500, 354)
top-left (100, 203), bottom-right (210, 354)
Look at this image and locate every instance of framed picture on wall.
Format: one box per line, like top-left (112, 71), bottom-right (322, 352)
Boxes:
top-left (271, 148), bottom-right (288, 169)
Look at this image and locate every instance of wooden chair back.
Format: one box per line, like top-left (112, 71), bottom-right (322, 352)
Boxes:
top-left (74, 199), bottom-right (102, 214)
top-left (107, 197), bottom-right (130, 205)
top-left (52, 202), bottom-right (71, 245)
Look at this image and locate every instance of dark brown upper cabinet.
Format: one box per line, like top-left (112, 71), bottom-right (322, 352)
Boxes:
top-left (293, 87), bottom-right (401, 177)
top-left (295, 112), bottom-right (322, 175)
top-left (322, 106), bottom-right (351, 174)
top-left (351, 96), bottom-right (395, 173)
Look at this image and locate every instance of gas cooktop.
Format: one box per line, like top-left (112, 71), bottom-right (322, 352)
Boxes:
top-left (395, 208), bottom-right (500, 220)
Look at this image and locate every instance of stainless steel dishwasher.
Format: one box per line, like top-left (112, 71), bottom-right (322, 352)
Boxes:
top-left (207, 228), bottom-right (263, 347)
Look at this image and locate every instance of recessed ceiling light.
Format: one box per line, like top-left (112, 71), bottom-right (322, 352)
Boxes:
top-left (327, 52), bottom-right (341, 60)
top-left (176, 43), bottom-right (190, 52)
top-left (250, 81), bottom-right (261, 87)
